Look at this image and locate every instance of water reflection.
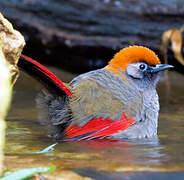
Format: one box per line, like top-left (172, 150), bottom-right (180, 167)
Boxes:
top-left (61, 137), bottom-right (166, 168)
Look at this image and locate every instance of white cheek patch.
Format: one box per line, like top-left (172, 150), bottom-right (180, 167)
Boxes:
top-left (126, 64), bottom-right (143, 79)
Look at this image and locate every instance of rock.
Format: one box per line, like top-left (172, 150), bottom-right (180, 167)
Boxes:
top-left (46, 170), bottom-right (93, 180)
top-left (0, 0), bottom-right (183, 72)
top-left (0, 13), bottom-right (25, 80)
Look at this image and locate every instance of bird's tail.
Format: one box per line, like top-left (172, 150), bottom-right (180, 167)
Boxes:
top-left (18, 54), bottom-right (72, 97)
top-left (18, 55), bottom-right (72, 139)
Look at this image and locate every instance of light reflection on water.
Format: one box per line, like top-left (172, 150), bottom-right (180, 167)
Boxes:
top-left (5, 69), bottom-right (184, 179)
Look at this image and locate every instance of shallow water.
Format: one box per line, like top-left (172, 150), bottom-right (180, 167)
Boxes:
top-left (4, 68), bottom-right (184, 179)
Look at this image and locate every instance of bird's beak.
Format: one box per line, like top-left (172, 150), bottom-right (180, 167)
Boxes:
top-left (148, 64), bottom-right (174, 73)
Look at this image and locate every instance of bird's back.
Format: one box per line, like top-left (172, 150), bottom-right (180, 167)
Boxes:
top-left (69, 69), bottom-right (142, 126)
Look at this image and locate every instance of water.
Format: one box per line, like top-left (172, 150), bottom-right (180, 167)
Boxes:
top-left (5, 68), bottom-right (184, 179)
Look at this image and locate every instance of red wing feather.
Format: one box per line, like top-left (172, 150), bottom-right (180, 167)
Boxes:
top-left (65, 113), bottom-right (135, 141)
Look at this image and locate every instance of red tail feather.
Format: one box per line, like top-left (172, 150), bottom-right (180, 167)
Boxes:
top-left (19, 54), bottom-right (72, 97)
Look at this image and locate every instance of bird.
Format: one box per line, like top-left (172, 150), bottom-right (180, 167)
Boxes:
top-left (18, 46), bottom-right (173, 141)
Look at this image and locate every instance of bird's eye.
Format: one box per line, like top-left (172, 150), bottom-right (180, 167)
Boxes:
top-left (139, 63), bottom-right (147, 71)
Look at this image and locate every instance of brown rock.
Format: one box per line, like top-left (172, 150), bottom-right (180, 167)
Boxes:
top-left (0, 12), bottom-right (25, 81)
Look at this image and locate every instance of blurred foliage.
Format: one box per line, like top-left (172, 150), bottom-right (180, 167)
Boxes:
top-left (0, 166), bottom-right (55, 180)
top-left (0, 47), bottom-right (12, 173)
top-left (31, 143), bottom-right (58, 154)
top-left (160, 25), bottom-right (184, 66)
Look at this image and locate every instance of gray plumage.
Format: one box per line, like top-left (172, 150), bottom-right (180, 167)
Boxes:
top-left (36, 63), bottom-right (160, 139)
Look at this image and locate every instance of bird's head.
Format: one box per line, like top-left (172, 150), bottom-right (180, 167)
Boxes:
top-left (105, 46), bottom-right (173, 90)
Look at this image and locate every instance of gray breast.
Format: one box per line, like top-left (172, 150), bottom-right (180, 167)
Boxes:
top-left (110, 89), bottom-right (160, 139)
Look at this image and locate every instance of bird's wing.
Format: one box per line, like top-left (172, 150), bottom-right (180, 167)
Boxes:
top-left (64, 73), bottom-right (142, 141)
top-left (65, 113), bottom-right (135, 141)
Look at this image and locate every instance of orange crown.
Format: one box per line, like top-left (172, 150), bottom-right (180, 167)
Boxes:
top-left (108, 46), bottom-right (161, 71)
